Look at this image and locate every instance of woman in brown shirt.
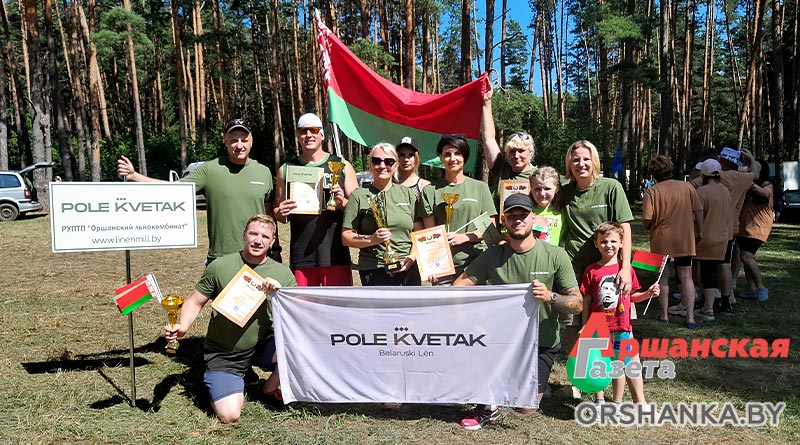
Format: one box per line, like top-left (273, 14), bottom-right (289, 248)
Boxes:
top-left (732, 159), bottom-right (773, 302)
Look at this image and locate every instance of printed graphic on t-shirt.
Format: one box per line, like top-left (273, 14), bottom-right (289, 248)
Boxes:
top-left (599, 274), bottom-right (620, 310)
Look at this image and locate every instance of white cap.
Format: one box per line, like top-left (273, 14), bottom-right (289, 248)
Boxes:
top-left (700, 159), bottom-right (722, 176)
top-left (297, 113), bottom-right (323, 129)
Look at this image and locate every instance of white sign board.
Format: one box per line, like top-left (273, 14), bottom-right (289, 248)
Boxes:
top-left (50, 182), bottom-right (197, 252)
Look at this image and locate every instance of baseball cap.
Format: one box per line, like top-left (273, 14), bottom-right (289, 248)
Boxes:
top-left (719, 147), bottom-right (745, 166)
top-left (397, 136), bottom-right (419, 152)
top-left (503, 193), bottom-right (533, 212)
top-left (297, 113), bottom-right (323, 129)
top-left (224, 118), bottom-right (251, 135)
top-left (700, 159), bottom-right (722, 176)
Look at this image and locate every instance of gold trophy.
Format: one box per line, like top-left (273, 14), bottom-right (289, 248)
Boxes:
top-left (441, 193), bottom-right (460, 231)
top-left (161, 294), bottom-right (185, 354)
top-left (326, 161), bottom-right (346, 211)
top-left (368, 192), bottom-right (402, 272)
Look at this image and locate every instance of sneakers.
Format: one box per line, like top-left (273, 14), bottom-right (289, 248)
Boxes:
top-left (718, 298), bottom-right (734, 316)
top-left (668, 304), bottom-right (687, 317)
top-left (756, 288), bottom-right (769, 302)
top-left (739, 289), bottom-right (756, 300)
top-left (460, 405), bottom-right (501, 430)
top-left (696, 309), bottom-right (715, 322)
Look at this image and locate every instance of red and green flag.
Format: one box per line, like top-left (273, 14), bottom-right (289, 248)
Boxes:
top-left (632, 250), bottom-right (667, 272)
top-left (315, 12), bottom-right (488, 173)
top-left (114, 274), bottom-right (162, 315)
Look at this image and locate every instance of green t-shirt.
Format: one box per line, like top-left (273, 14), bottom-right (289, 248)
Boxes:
top-left (561, 177), bottom-right (633, 274)
top-left (421, 177), bottom-right (497, 269)
top-left (489, 159), bottom-right (535, 211)
top-left (533, 206), bottom-right (563, 246)
top-left (198, 253), bottom-right (296, 353)
top-left (182, 156), bottom-right (273, 259)
top-left (342, 184), bottom-right (422, 270)
top-left (464, 240), bottom-right (577, 348)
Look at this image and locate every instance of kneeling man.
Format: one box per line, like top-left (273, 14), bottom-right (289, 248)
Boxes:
top-left (165, 214), bottom-right (296, 423)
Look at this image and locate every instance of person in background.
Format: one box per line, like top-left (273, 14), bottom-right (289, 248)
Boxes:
top-left (694, 159), bottom-right (732, 321)
top-left (421, 135), bottom-right (496, 285)
top-left (732, 159), bottom-right (773, 302)
top-left (274, 113), bottom-right (359, 286)
top-left (642, 155), bottom-right (703, 328)
top-left (394, 137), bottom-right (430, 202)
top-left (342, 142), bottom-right (424, 286)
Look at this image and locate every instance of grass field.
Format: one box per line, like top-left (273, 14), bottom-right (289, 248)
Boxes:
top-left (1, 211), bottom-right (798, 444)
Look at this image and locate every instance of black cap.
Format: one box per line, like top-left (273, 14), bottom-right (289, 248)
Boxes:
top-left (397, 136), bottom-right (419, 152)
top-left (503, 193), bottom-right (533, 212)
top-left (224, 118), bottom-right (251, 135)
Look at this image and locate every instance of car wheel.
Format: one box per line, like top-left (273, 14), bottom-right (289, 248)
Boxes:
top-left (0, 203), bottom-right (19, 221)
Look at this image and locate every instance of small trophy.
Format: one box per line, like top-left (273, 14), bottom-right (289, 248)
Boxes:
top-left (441, 193), bottom-right (460, 231)
top-left (161, 294), bottom-right (185, 354)
top-left (326, 161), bottom-right (346, 211)
top-left (368, 192), bottom-right (402, 272)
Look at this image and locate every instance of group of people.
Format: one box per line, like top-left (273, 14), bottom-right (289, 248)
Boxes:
top-left (642, 148), bottom-right (773, 329)
top-left (116, 97), bottom-right (773, 429)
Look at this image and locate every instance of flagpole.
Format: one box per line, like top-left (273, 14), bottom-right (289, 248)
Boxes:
top-left (331, 122), bottom-right (343, 158)
top-left (123, 176), bottom-right (136, 407)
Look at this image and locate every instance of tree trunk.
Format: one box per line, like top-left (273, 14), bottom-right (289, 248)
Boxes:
top-left (1, 0), bottom-right (31, 166)
top-left (701, 0), bottom-right (715, 150)
top-left (460, 0), bottom-right (471, 85)
top-left (500, 0), bottom-right (507, 86)
top-left (121, 0), bottom-right (146, 176)
top-left (193, 0), bottom-right (206, 151)
top-left (736, 0), bottom-right (766, 150)
top-left (45, 0), bottom-right (73, 181)
top-left (658, 0), bottom-right (673, 156)
top-left (76, 0), bottom-right (104, 180)
top-left (292, 4), bottom-right (305, 113)
top-left (23, 0), bottom-right (48, 206)
top-left (619, 0), bottom-right (636, 193)
top-left (170, 0), bottom-right (188, 170)
top-left (268, 0), bottom-right (285, 171)
top-left (403, 0), bottom-right (415, 88)
top-left (0, 28), bottom-right (7, 170)
top-left (769, 0), bottom-right (784, 190)
top-left (64, 0), bottom-right (90, 180)
top-left (421, 3), bottom-right (432, 93)
top-left (212, 0), bottom-right (228, 121)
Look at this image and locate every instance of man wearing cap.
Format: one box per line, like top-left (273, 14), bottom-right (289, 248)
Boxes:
top-left (690, 147), bottom-right (760, 314)
top-left (395, 136), bottom-right (430, 201)
top-left (452, 193), bottom-right (581, 428)
top-left (274, 113), bottom-right (359, 286)
top-left (117, 118), bottom-right (278, 265)
top-left (694, 159), bottom-right (732, 319)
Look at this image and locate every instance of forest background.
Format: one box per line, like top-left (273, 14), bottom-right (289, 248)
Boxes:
top-left (1, 0), bottom-right (798, 210)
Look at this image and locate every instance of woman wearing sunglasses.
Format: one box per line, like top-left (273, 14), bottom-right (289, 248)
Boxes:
top-left (421, 135), bottom-right (497, 285)
top-left (342, 143), bottom-right (424, 286)
top-left (481, 84), bottom-right (536, 211)
top-left (394, 137), bottom-right (430, 202)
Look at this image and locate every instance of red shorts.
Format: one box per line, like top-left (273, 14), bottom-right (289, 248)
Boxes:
top-left (293, 265), bottom-right (353, 286)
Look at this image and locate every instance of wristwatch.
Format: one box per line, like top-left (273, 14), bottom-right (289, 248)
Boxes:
top-left (550, 292), bottom-right (558, 303)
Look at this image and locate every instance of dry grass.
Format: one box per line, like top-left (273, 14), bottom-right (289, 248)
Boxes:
top-left (0, 211), bottom-right (798, 444)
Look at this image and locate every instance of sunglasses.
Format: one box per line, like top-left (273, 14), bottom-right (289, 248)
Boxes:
top-left (509, 131), bottom-right (532, 141)
top-left (371, 157), bottom-right (397, 167)
top-left (298, 127), bottom-right (321, 135)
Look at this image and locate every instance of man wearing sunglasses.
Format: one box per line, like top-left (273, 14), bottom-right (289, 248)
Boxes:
top-left (274, 113), bottom-right (359, 286)
top-left (117, 118), bottom-right (281, 265)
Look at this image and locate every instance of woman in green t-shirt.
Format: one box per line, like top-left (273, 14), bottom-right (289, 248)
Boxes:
top-left (342, 143), bottom-right (424, 286)
top-left (421, 135), bottom-right (497, 285)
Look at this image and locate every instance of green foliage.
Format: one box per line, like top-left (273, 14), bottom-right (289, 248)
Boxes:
top-left (92, 7), bottom-right (154, 60)
top-left (504, 20), bottom-right (529, 90)
top-left (349, 39), bottom-right (396, 79)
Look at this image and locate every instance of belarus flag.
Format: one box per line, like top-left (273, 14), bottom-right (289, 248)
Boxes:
top-left (315, 12), bottom-right (488, 173)
top-left (631, 250), bottom-right (668, 272)
top-left (114, 274), bottom-right (162, 315)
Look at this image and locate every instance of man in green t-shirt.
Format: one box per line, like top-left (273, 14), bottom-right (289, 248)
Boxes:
top-left (164, 215), bottom-right (296, 424)
top-left (452, 193), bottom-right (582, 430)
top-left (118, 118), bottom-right (279, 264)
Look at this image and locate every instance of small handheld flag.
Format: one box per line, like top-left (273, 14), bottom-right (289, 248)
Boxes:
top-left (632, 250), bottom-right (666, 272)
top-left (114, 274), bottom-right (163, 315)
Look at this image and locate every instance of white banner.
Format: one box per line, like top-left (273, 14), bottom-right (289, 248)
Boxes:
top-left (49, 182), bottom-right (197, 252)
top-left (272, 284), bottom-right (540, 408)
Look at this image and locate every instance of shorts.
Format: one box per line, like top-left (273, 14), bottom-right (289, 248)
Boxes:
top-left (736, 237), bottom-right (763, 255)
top-left (203, 337), bottom-right (277, 402)
top-left (538, 345), bottom-right (560, 394)
top-left (672, 256), bottom-right (693, 267)
top-left (294, 265), bottom-right (353, 286)
top-left (612, 331), bottom-right (634, 366)
top-left (722, 239), bottom-right (736, 264)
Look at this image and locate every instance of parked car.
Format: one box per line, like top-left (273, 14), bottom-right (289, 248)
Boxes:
top-left (356, 171), bottom-right (373, 187)
top-left (0, 162), bottom-right (54, 221)
top-left (783, 189), bottom-right (800, 220)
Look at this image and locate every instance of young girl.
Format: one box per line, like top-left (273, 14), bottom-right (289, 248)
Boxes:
top-left (580, 222), bottom-right (659, 405)
top-left (529, 166), bottom-right (563, 246)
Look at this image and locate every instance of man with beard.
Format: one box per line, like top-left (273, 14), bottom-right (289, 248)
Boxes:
top-left (452, 193), bottom-right (582, 429)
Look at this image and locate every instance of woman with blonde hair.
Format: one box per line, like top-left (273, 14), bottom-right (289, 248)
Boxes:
top-left (529, 166), bottom-right (563, 245)
top-left (342, 142), bottom-right (424, 286)
top-left (481, 84), bottom-right (536, 210)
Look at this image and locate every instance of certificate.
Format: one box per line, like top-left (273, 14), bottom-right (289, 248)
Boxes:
top-left (411, 225), bottom-right (455, 280)
top-left (287, 165), bottom-right (322, 214)
top-left (498, 179), bottom-right (530, 219)
top-left (211, 265), bottom-right (268, 327)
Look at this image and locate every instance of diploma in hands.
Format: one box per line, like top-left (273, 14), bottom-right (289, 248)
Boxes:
top-left (286, 165), bottom-right (323, 215)
top-left (211, 265), bottom-right (270, 327)
top-left (411, 225), bottom-right (455, 280)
